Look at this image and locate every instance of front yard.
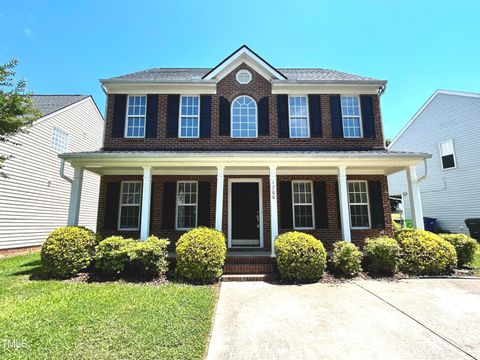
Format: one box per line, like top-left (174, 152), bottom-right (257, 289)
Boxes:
top-left (0, 253), bottom-right (217, 360)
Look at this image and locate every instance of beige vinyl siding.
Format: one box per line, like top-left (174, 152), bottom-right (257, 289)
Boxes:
top-left (0, 98), bottom-right (103, 249)
top-left (388, 93), bottom-right (480, 234)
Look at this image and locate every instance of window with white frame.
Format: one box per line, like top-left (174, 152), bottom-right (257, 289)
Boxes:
top-left (179, 96), bottom-right (200, 138)
top-left (51, 127), bottom-right (69, 153)
top-left (125, 95), bottom-right (146, 138)
top-left (439, 139), bottom-right (456, 169)
top-left (292, 181), bottom-right (314, 229)
top-left (176, 181), bottom-right (198, 230)
top-left (348, 181), bottom-right (370, 228)
top-left (341, 96), bottom-right (362, 138)
top-left (231, 96), bottom-right (257, 138)
top-left (288, 96), bottom-right (310, 138)
top-left (119, 181), bottom-right (142, 230)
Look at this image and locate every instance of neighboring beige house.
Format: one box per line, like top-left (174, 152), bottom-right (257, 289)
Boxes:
top-left (0, 95), bottom-right (104, 249)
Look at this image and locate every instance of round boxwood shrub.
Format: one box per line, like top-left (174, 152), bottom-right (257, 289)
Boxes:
top-left (41, 226), bottom-right (98, 278)
top-left (396, 229), bottom-right (457, 275)
top-left (94, 236), bottom-right (136, 276)
top-left (175, 227), bottom-right (227, 283)
top-left (274, 231), bottom-right (327, 282)
top-left (128, 236), bottom-right (170, 278)
top-left (363, 236), bottom-right (401, 275)
top-left (439, 233), bottom-right (477, 267)
top-left (331, 241), bottom-right (363, 278)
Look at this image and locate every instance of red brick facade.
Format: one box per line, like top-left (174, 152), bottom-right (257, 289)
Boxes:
top-left (103, 63), bottom-right (385, 151)
top-left (97, 174), bottom-right (392, 251)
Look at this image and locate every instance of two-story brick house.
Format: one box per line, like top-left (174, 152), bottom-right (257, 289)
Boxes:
top-left (61, 46), bottom-right (429, 262)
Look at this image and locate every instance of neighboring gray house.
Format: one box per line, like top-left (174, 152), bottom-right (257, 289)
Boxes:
top-left (388, 90), bottom-right (480, 234)
top-left (0, 95), bottom-right (104, 249)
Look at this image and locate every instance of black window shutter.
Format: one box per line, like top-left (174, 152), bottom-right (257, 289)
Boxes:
top-left (258, 97), bottom-right (270, 136)
top-left (313, 181), bottom-right (328, 229)
top-left (146, 94), bottom-right (158, 138)
top-left (112, 95), bottom-right (127, 138)
top-left (308, 95), bottom-right (322, 137)
top-left (166, 95), bottom-right (180, 138)
top-left (219, 96), bottom-right (231, 135)
top-left (330, 95), bottom-right (343, 138)
top-left (200, 95), bottom-right (212, 138)
top-left (162, 181), bottom-right (176, 230)
top-left (360, 95), bottom-right (375, 138)
top-left (279, 181), bottom-right (293, 229)
top-left (277, 95), bottom-right (289, 138)
top-left (368, 180), bottom-right (385, 229)
top-left (197, 181), bottom-right (211, 227)
top-left (335, 182), bottom-right (341, 229)
top-left (104, 181), bottom-right (121, 230)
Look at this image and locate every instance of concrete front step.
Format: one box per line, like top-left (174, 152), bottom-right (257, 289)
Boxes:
top-left (221, 273), bottom-right (278, 282)
top-left (223, 262), bottom-right (276, 274)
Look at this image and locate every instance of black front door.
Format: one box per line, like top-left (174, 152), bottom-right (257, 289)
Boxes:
top-left (231, 182), bottom-right (260, 247)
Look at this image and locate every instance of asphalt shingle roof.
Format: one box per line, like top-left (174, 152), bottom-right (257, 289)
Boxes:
top-left (109, 67), bottom-right (380, 82)
top-left (31, 95), bottom-right (89, 116)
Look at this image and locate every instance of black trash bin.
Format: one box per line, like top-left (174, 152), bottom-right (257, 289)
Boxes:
top-left (465, 218), bottom-right (480, 242)
top-left (423, 217), bottom-right (437, 232)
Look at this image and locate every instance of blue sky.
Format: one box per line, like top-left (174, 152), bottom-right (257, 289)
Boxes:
top-left (1, 0), bottom-right (479, 139)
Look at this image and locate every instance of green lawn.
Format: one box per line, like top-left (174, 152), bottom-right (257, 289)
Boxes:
top-left (0, 253), bottom-right (217, 360)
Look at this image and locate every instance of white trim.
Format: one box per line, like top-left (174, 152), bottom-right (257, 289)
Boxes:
top-left (236, 69), bottom-right (252, 84)
top-left (118, 180), bottom-right (142, 231)
top-left (227, 178), bottom-right (264, 248)
top-left (269, 166), bottom-right (278, 256)
top-left (389, 90), bottom-right (480, 148)
top-left (439, 139), bottom-right (457, 170)
top-left (272, 83), bottom-right (383, 95)
top-left (341, 95), bottom-right (363, 139)
top-left (103, 83), bottom-right (217, 95)
top-left (175, 181), bottom-right (198, 231)
top-left (140, 166), bottom-right (152, 240)
top-left (67, 167), bottom-right (84, 226)
top-left (337, 166), bottom-right (352, 242)
top-left (215, 166), bottom-right (225, 230)
top-left (288, 95), bottom-right (310, 138)
top-left (291, 180), bottom-right (315, 230)
top-left (406, 165), bottom-right (424, 230)
top-left (124, 95), bottom-right (147, 139)
top-left (203, 46), bottom-right (286, 81)
top-left (347, 180), bottom-right (371, 230)
top-left (178, 95), bottom-right (200, 139)
top-left (230, 95), bottom-right (258, 138)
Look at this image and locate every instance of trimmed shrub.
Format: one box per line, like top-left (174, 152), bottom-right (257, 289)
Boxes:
top-left (439, 233), bottom-right (477, 267)
top-left (363, 236), bottom-right (401, 275)
top-left (41, 226), bottom-right (98, 278)
top-left (274, 231), bottom-right (327, 282)
top-left (128, 236), bottom-right (169, 277)
top-left (392, 220), bottom-right (402, 232)
top-left (395, 229), bottom-right (457, 275)
top-left (94, 236), bottom-right (135, 275)
top-left (331, 241), bottom-right (363, 277)
top-left (176, 227), bottom-right (227, 283)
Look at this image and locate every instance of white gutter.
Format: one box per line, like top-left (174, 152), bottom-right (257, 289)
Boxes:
top-left (59, 159), bottom-right (73, 183)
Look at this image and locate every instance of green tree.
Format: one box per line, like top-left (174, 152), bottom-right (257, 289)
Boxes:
top-left (0, 59), bottom-right (42, 177)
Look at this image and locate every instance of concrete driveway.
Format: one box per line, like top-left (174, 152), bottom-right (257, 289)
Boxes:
top-left (207, 279), bottom-right (480, 360)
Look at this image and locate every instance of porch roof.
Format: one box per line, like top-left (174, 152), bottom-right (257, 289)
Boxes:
top-left (59, 150), bottom-right (431, 176)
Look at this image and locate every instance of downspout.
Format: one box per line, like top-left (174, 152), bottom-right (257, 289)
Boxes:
top-left (60, 159), bottom-right (73, 183)
top-left (417, 159), bottom-right (428, 182)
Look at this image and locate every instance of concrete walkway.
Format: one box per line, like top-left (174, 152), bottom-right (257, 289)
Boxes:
top-left (207, 279), bottom-right (480, 360)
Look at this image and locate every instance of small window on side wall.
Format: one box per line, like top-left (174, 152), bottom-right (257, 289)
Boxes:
top-left (440, 139), bottom-right (456, 170)
top-left (51, 127), bottom-right (69, 153)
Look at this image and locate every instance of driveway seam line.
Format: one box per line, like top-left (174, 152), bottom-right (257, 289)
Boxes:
top-left (354, 282), bottom-right (478, 360)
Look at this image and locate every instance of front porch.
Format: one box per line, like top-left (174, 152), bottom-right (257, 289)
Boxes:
top-left (61, 150), bottom-right (430, 258)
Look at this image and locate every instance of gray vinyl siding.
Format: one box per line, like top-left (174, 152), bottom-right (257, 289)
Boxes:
top-left (388, 92), bottom-right (480, 234)
top-left (0, 98), bottom-right (103, 249)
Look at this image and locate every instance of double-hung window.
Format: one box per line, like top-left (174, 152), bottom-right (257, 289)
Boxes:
top-left (439, 139), bottom-right (456, 170)
top-left (348, 181), bottom-right (370, 229)
top-left (179, 96), bottom-right (200, 138)
top-left (176, 181), bottom-right (198, 230)
top-left (341, 96), bottom-right (362, 138)
top-left (125, 95), bottom-right (146, 138)
top-left (292, 181), bottom-right (314, 229)
top-left (288, 96), bottom-right (310, 138)
top-left (118, 181), bottom-right (142, 230)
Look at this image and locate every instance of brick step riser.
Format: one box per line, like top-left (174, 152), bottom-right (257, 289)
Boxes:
top-left (221, 274), bottom-right (278, 282)
top-left (226, 257), bottom-right (275, 264)
top-left (224, 266), bottom-right (276, 274)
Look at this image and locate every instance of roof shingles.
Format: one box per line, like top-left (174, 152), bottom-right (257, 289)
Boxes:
top-left (31, 95), bottom-right (89, 116)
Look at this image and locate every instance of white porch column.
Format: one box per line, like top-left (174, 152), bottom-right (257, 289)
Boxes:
top-left (140, 166), bottom-right (152, 240)
top-left (67, 166), bottom-right (84, 226)
top-left (406, 165), bottom-right (424, 230)
top-left (337, 165), bottom-right (352, 242)
top-left (215, 166), bottom-right (225, 231)
top-left (269, 166), bottom-right (278, 256)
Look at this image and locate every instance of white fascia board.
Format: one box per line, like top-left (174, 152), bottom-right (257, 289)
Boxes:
top-left (102, 82), bottom-right (217, 95)
top-left (272, 82), bottom-right (385, 95)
